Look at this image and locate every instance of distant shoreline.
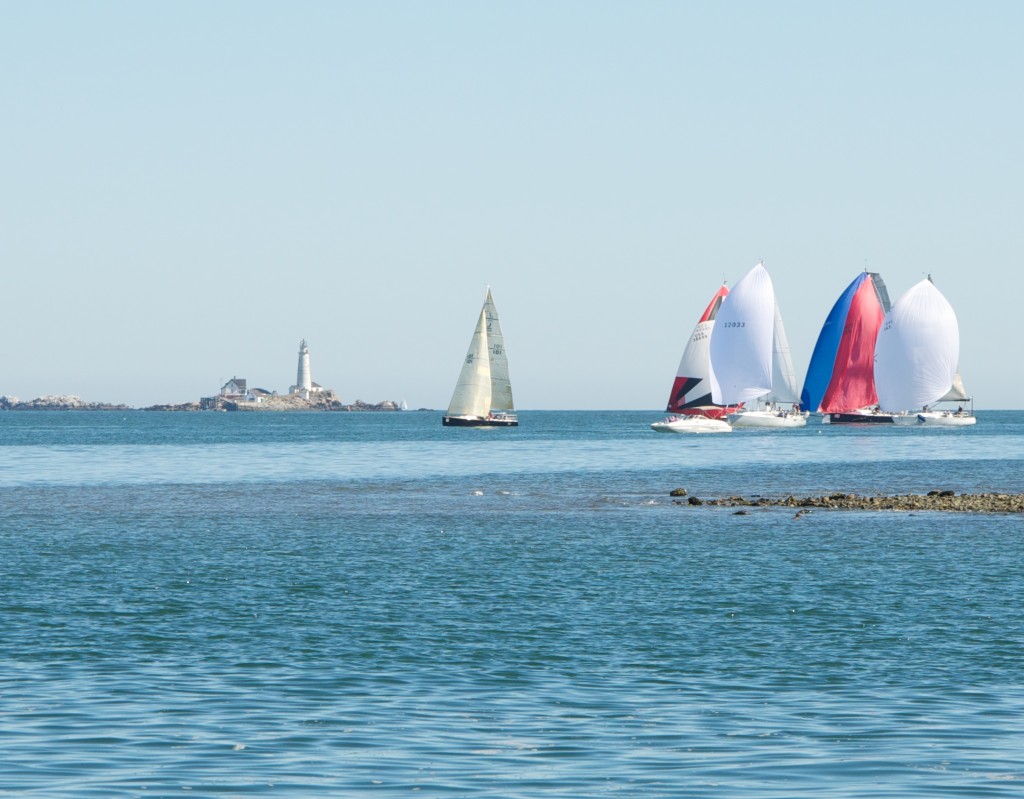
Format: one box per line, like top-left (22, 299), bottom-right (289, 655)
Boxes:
top-left (0, 395), bottom-right (410, 412)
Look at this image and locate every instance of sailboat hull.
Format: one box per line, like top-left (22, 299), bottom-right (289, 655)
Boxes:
top-left (824, 411), bottom-right (894, 424)
top-left (916, 411), bottom-right (976, 426)
top-left (728, 410), bottom-right (807, 428)
top-left (442, 414), bottom-right (518, 427)
top-left (651, 415), bottom-right (732, 434)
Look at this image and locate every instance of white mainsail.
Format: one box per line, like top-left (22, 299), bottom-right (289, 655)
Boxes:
top-left (874, 277), bottom-right (960, 412)
top-left (765, 301), bottom-right (801, 404)
top-left (483, 289), bottom-right (515, 412)
top-left (710, 263), bottom-right (775, 407)
top-left (446, 308), bottom-right (492, 418)
top-left (938, 371), bottom-right (970, 402)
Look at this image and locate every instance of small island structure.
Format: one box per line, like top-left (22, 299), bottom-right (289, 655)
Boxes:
top-left (196, 339), bottom-right (398, 412)
top-left (1, 339), bottom-right (403, 412)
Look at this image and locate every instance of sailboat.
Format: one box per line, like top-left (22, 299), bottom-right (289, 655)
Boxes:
top-left (443, 289), bottom-right (518, 427)
top-left (801, 271), bottom-right (893, 424)
top-left (874, 277), bottom-right (976, 426)
top-left (921, 372), bottom-right (976, 425)
top-left (651, 285), bottom-right (735, 433)
top-left (710, 262), bottom-right (807, 428)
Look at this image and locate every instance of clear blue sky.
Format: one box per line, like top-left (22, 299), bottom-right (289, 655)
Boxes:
top-left (2, 2), bottom-right (1020, 408)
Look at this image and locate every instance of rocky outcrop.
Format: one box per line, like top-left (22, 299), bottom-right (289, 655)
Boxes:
top-left (670, 491), bottom-right (1024, 514)
top-left (344, 399), bottom-right (400, 412)
top-left (207, 394), bottom-right (400, 412)
top-left (0, 395), bottom-right (130, 411)
top-left (142, 401), bottom-right (203, 412)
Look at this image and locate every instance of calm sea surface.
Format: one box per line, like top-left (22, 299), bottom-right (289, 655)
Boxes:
top-left (1, 410), bottom-right (1022, 797)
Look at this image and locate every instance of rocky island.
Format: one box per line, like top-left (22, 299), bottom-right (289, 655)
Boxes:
top-left (152, 395), bottom-right (401, 412)
top-left (0, 395), bottom-right (131, 411)
top-left (1, 340), bottom-right (411, 414)
top-left (668, 488), bottom-right (1024, 514)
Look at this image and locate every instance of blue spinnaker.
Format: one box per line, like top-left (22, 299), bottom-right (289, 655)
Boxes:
top-left (800, 272), bottom-right (869, 413)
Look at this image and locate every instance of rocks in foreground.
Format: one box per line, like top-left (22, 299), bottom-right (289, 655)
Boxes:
top-left (669, 490), bottom-right (1024, 514)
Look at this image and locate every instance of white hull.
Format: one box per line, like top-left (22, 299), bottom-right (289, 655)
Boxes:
top-left (651, 415), bottom-right (732, 434)
top-left (889, 410), bottom-right (976, 426)
top-left (918, 411), bottom-right (977, 426)
top-left (728, 409), bottom-right (807, 428)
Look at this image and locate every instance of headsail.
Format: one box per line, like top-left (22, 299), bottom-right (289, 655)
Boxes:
top-left (709, 263), bottom-right (774, 407)
top-left (766, 300), bottom-right (801, 404)
top-left (874, 277), bottom-right (960, 412)
top-left (446, 308), bottom-right (492, 418)
top-left (801, 272), bottom-right (890, 413)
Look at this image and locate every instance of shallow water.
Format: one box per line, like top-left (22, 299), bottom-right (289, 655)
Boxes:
top-left (1, 411), bottom-right (1022, 797)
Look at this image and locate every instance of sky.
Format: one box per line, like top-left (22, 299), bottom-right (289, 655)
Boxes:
top-left (2, 2), bottom-right (1021, 409)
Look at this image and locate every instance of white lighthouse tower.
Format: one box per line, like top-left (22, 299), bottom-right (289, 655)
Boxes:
top-left (292, 339), bottom-right (313, 397)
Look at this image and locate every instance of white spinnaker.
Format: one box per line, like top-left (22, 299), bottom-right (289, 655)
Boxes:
top-left (483, 290), bottom-right (515, 412)
top-left (874, 278), bottom-right (959, 412)
top-left (765, 300), bottom-right (800, 404)
top-left (446, 308), bottom-right (492, 417)
top-left (710, 263), bottom-right (775, 406)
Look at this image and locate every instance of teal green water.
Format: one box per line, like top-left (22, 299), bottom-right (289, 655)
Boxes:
top-left (1, 411), bottom-right (1022, 797)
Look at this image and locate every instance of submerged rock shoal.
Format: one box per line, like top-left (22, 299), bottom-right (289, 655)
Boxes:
top-left (670, 492), bottom-right (1024, 514)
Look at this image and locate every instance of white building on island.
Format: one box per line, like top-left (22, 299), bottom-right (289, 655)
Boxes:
top-left (218, 377), bottom-right (275, 404)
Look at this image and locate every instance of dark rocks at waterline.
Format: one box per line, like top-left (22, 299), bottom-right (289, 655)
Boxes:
top-left (142, 402), bottom-right (203, 412)
top-left (670, 491), bottom-right (1024, 514)
top-left (669, 487), bottom-right (688, 497)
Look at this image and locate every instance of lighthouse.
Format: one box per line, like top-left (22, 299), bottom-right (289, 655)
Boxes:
top-left (294, 339), bottom-right (312, 396)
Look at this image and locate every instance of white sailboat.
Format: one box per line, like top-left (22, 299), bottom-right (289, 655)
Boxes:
top-left (711, 263), bottom-right (807, 428)
top-left (651, 284), bottom-right (734, 433)
top-left (919, 372), bottom-right (976, 425)
top-left (874, 277), bottom-right (976, 427)
top-left (443, 289), bottom-right (518, 427)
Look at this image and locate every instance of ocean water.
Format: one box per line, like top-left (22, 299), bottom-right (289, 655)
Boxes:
top-left (1, 410), bottom-right (1022, 798)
